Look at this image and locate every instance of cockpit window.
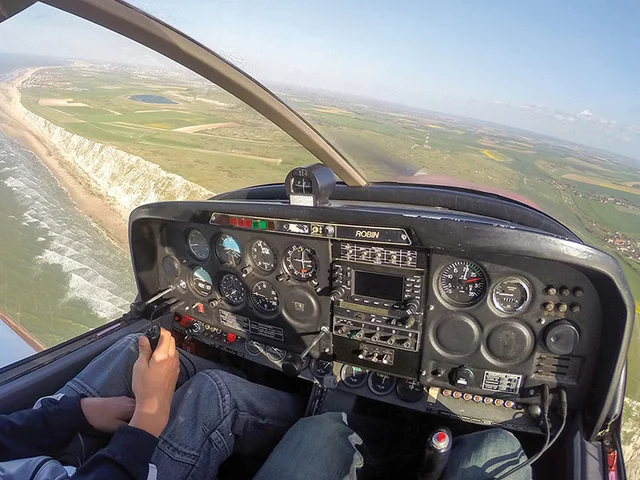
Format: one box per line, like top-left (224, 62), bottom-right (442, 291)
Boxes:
top-left (0, 0), bottom-right (639, 466)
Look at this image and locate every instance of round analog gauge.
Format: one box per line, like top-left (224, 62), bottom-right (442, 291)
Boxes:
top-left (283, 245), bottom-right (318, 281)
top-left (368, 372), bottom-right (397, 396)
top-left (245, 340), bottom-right (264, 356)
top-left (492, 276), bottom-right (532, 314)
top-left (396, 379), bottom-right (425, 403)
top-left (249, 239), bottom-right (277, 273)
top-left (310, 359), bottom-right (333, 378)
top-left (215, 234), bottom-right (242, 267)
top-left (266, 346), bottom-right (287, 363)
top-left (218, 273), bottom-right (246, 306)
top-left (162, 256), bottom-right (180, 277)
top-left (187, 229), bottom-right (210, 261)
top-left (251, 281), bottom-right (279, 314)
top-left (439, 261), bottom-right (487, 307)
top-left (340, 364), bottom-right (368, 388)
top-left (190, 266), bottom-right (213, 296)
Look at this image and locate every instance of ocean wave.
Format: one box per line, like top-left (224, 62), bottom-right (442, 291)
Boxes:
top-left (0, 132), bottom-right (135, 323)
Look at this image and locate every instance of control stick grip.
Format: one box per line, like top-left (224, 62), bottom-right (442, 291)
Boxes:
top-left (145, 324), bottom-right (161, 352)
top-left (418, 428), bottom-right (452, 480)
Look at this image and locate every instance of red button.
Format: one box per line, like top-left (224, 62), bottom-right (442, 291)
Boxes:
top-left (226, 332), bottom-right (237, 343)
top-left (436, 432), bottom-right (448, 443)
top-left (230, 217), bottom-right (238, 226)
top-left (180, 315), bottom-right (194, 328)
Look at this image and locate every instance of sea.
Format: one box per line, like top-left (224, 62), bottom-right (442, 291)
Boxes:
top-left (0, 60), bottom-right (136, 368)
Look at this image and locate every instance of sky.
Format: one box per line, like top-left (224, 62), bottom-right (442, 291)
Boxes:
top-left (1, 0), bottom-right (640, 160)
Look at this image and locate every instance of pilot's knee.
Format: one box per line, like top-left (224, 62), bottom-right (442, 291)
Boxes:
top-left (461, 428), bottom-right (523, 455)
top-left (294, 412), bottom-right (349, 437)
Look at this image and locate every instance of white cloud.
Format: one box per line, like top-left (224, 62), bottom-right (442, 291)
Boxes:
top-left (577, 109), bottom-right (594, 118)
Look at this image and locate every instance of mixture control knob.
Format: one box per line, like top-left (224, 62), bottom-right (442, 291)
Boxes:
top-left (330, 286), bottom-right (347, 301)
top-left (405, 299), bottom-right (420, 316)
top-left (544, 320), bottom-right (580, 355)
top-left (449, 366), bottom-right (474, 389)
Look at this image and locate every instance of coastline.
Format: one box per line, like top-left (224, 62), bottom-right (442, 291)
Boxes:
top-left (0, 68), bottom-right (129, 250)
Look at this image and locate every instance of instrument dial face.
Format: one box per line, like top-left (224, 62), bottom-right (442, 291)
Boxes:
top-left (492, 277), bottom-right (531, 314)
top-left (215, 234), bottom-right (242, 267)
top-left (187, 229), bottom-right (210, 261)
top-left (219, 273), bottom-right (246, 306)
top-left (368, 372), bottom-right (397, 396)
top-left (439, 261), bottom-right (487, 306)
top-left (310, 359), bottom-right (333, 378)
top-left (266, 346), bottom-right (287, 363)
top-left (283, 245), bottom-right (318, 281)
top-left (191, 266), bottom-right (213, 296)
top-left (251, 280), bottom-right (279, 314)
top-left (249, 239), bottom-right (277, 273)
top-left (245, 340), bottom-right (264, 356)
top-left (340, 364), bottom-right (368, 388)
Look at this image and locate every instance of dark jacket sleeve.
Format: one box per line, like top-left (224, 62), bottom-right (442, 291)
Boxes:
top-left (1, 395), bottom-right (159, 480)
top-left (0, 395), bottom-right (91, 461)
top-left (72, 425), bottom-right (159, 480)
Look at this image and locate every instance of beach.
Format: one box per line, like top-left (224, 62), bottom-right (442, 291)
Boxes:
top-left (0, 68), bottom-right (129, 249)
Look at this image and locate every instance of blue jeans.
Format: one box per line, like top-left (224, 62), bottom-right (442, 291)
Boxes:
top-left (60, 334), bottom-right (530, 480)
top-left (58, 334), bottom-right (305, 479)
top-left (255, 412), bottom-right (532, 480)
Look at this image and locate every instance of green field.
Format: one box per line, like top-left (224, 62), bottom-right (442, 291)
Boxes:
top-left (21, 65), bottom-right (640, 400)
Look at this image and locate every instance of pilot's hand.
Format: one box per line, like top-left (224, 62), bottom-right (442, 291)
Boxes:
top-left (129, 329), bottom-right (180, 437)
top-left (80, 396), bottom-right (136, 433)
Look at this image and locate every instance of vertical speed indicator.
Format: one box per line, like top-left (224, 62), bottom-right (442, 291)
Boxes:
top-left (439, 261), bottom-right (487, 307)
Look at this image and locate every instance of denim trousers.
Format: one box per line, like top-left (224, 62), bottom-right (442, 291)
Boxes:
top-left (36, 334), bottom-right (529, 479)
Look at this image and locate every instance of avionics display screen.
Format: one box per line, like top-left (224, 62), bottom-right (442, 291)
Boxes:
top-left (353, 271), bottom-right (404, 302)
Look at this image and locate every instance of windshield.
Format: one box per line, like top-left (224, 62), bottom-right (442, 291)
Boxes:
top-left (0, 0), bottom-right (639, 468)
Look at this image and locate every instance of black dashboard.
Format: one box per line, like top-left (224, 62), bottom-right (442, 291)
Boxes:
top-left (128, 179), bottom-right (633, 441)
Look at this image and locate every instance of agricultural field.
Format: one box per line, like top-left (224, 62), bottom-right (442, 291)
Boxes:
top-left (20, 64), bottom-right (640, 398)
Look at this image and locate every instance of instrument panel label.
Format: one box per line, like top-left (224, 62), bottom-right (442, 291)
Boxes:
top-left (219, 309), bottom-right (284, 342)
top-left (481, 371), bottom-right (522, 394)
top-left (219, 309), bottom-right (250, 332)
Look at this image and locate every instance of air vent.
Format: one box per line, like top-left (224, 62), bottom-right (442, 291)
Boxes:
top-left (534, 353), bottom-right (581, 382)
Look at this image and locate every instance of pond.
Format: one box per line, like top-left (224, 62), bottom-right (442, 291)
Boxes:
top-left (129, 94), bottom-right (178, 104)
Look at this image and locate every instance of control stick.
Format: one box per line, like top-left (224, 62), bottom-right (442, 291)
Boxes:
top-left (282, 326), bottom-right (330, 378)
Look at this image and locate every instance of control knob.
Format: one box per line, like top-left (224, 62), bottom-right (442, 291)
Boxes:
top-left (404, 298), bottom-right (420, 315)
top-left (544, 320), bottom-right (580, 355)
top-left (330, 286), bottom-right (348, 301)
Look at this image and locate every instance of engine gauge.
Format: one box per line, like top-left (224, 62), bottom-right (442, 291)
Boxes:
top-left (249, 239), bottom-right (277, 273)
top-left (187, 229), bottom-right (210, 261)
top-left (439, 260), bottom-right (487, 307)
top-left (245, 340), bottom-right (264, 356)
top-left (191, 266), bottom-right (213, 296)
top-left (491, 276), bottom-right (532, 314)
top-left (340, 364), bottom-right (368, 388)
top-left (283, 244), bottom-right (318, 281)
top-left (219, 273), bottom-right (246, 306)
top-left (367, 372), bottom-right (396, 396)
top-left (215, 234), bottom-right (242, 267)
top-left (396, 379), bottom-right (425, 403)
top-left (251, 280), bottom-right (279, 314)
top-left (266, 346), bottom-right (287, 363)
top-left (310, 359), bottom-right (333, 378)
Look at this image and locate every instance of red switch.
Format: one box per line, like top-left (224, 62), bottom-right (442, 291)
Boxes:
top-left (436, 432), bottom-right (447, 443)
top-left (226, 332), bottom-right (237, 343)
top-left (195, 303), bottom-right (205, 314)
top-left (180, 315), bottom-right (194, 328)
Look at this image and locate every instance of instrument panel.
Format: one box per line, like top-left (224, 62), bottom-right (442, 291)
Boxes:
top-left (129, 203), bottom-right (620, 436)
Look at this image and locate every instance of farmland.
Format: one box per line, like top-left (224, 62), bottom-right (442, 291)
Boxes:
top-left (19, 64), bottom-right (640, 398)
